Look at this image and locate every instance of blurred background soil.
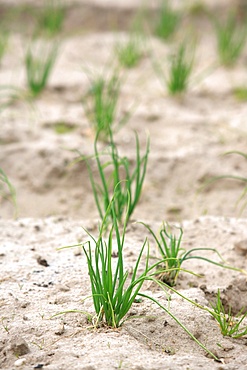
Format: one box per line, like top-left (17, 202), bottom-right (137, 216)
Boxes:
top-left (0, 0), bottom-right (247, 222)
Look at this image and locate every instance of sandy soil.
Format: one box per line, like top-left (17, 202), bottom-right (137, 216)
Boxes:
top-left (0, 1), bottom-right (247, 369)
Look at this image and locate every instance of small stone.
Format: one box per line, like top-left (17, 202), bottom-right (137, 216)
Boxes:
top-left (200, 284), bottom-right (207, 292)
top-left (234, 239), bottom-right (247, 256)
top-left (57, 284), bottom-right (70, 292)
top-left (222, 343), bottom-right (234, 352)
top-left (73, 247), bottom-right (82, 256)
top-left (55, 323), bottom-right (65, 335)
top-left (14, 358), bottom-right (26, 367)
top-left (20, 301), bottom-right (30, 308)
top-left (36, 256), bottom-right (49, 267)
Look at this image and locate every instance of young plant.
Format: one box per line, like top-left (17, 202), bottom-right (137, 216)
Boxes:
top-left (0, 167), bottom-right (17, 216)
top-left (25, 40), bottom-right (59, 96)
top-left (83, 71), bottom-right (130, 140)
top-left (141, 222), bottom-right (246, 286)
top-left (155, 0), bottom-right (181, 40)
top-left (76, 128), bottom-right (149, 226)
top-left (167, 42), bottom-right (194, 95)
top-left (36, 0), bottom-right (66, 37)
top-left (214, 12), bottom-right (247, 66)
top-left (140, 222), bottom-right (183, 286)
top-left (57, 195), bottom-right (219, 361)
top-left (154, 41), bottom-right (194, 95)
top-left (209, 290), bottom-right (247, 338)
top-left (82, 199), bottom-right (150, 328)
top-left (115, 33), bottom-right (144, 68)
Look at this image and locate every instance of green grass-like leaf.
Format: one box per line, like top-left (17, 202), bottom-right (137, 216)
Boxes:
top-left (58, 194), bottom-right (220, 361)
top-left (54, 181), bottom-right (227, 361)
top-left (25, 40), bottom-right (59, 97)
top-left (83, 70), bottom-right (131, 140)
top-left (214, 12), bottom-right (247, 66)
top-left (167, 42), bottom-right (194, 95)
top-left (153, 41), bottom-right (194, 96)
top-left (115, 33), bottom-right (144, 68)
top-left (82, 199), bottom-right (150, 328)
top-left (142, 222), bottom-right (246, 286)
top-left (140, 222), bottom-right (183, 286)
top-left (209, 290), bottom-right (247, 338)
top-left (36, 0), bottom-right (66, 37)
top-left (76, 128), bottom-right (149, 226)
top-left (155, 0), bottom-right (181, 40)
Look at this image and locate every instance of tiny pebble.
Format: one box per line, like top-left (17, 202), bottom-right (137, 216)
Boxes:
top-left (36, 256), bottom-right (49, 267)
top-left (58, 284), bottom-right (70, 292)
top-left (55, 323), bottom-right (65, 335)
top-left (74, 247), bottom-right (82, 256)
top-left (14, 358), bottom-right (26, 367)
top-left (34, 364), bottom-right (44, 369)
top-left (20, 301), bottom-right (30, 308)
top-left (234, 239), bottom-right (247, 256)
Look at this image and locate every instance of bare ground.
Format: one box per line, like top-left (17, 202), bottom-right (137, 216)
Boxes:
top-left (0, 1), bottom-right (247, 369)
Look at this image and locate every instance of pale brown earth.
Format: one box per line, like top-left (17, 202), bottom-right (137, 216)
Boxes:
top-left (0, 1), bottom-right (247, 369)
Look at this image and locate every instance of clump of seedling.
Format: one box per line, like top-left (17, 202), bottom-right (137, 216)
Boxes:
top-left (155, 0), bottom-right (181, 40)
top-left (213, 11), bottom-right (247, 66)
top-left (57, 193), bottom-right (221, 360)
top-left (74, 128), bottom-right (149, 226)
top-left (154, 41), bottom-right (194, 95)
top-left (25, 40), bottom-right (59, 97)
top-left (167, 42), bottom-right (194, 94)
top-left (115, 33), bottom-right (144, 68)
top-left (209, 290), bottom-right (247, 338)
top-left (141, 222), bottom-right (246, 286)
top-left (0, 167), bottom-right (17, 216)
top-left (81, 198), bottom-right (151, 328)
top-left (141, 222), bottom-right (184, 286)
top-left (36, 0), bottom-right (66, 37)
top-left (83, 70), bottom-right (131, 140)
